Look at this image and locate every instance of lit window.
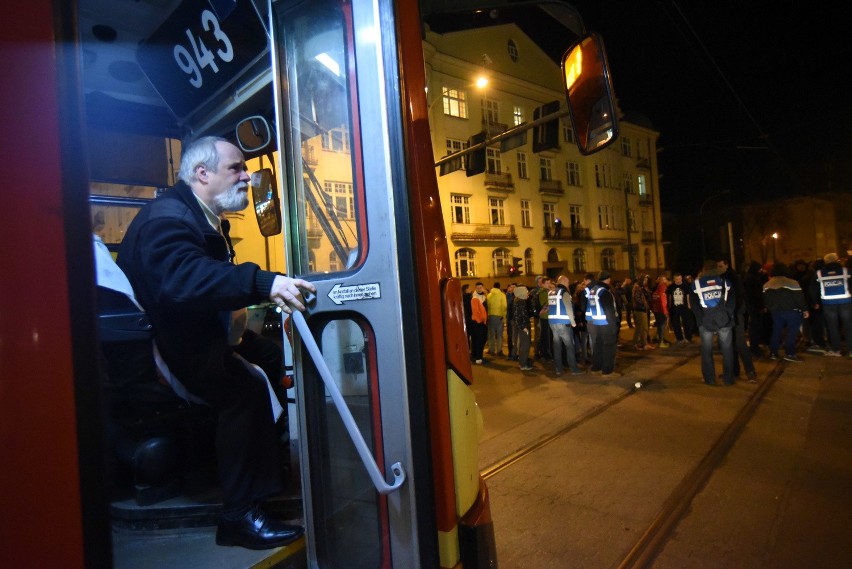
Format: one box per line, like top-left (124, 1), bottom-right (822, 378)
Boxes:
top-left (442, 87), bottom-right (468, 118)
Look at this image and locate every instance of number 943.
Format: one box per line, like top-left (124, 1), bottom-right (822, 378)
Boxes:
top-left (173, 9), bottom-right (234, 89)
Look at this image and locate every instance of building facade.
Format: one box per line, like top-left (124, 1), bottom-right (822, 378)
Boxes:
top-left (425, 24), bottom-right (664, 286)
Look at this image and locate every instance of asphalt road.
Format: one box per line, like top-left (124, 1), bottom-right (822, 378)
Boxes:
top-left (470, 329), bottom-right (852, 569)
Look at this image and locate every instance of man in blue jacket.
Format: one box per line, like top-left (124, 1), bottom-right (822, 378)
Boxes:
top-left (689, 260), bottom-right (736, 385)
top-left (809, 252), bottom-right (852, 357)
top-left (119, 136), bottom-right (315, 549)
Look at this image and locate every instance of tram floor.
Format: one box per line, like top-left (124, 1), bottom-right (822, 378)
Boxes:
top-left (471, 333), bottom-right (852, 569)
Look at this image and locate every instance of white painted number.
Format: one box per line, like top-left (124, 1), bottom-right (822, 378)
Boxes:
top-left (173, 9), bottom-right (234, 89)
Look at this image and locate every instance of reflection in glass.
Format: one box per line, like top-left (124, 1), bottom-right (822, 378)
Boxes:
top-left (275, 0), bottom-right (362, 277)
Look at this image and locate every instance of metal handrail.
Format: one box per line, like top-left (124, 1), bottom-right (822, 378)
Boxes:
top-left (290, 309), bottom-right (406, 495)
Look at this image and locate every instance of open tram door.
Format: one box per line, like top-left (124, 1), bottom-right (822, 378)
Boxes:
top-left (264, 1), bottom-right (618, 568)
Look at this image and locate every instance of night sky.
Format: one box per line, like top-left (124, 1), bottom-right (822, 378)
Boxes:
top-left (575, 0), bottom-right (852, 214)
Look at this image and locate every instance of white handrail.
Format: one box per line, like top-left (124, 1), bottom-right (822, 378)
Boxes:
top-left (290, 310), bottom-right (406, 495)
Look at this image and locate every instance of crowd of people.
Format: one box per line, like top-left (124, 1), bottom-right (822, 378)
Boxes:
top-left (461, 251), bottom-right (852, 385)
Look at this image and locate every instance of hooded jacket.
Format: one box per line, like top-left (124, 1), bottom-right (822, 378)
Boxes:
top-left (763, 276), bottom-right (808, 312)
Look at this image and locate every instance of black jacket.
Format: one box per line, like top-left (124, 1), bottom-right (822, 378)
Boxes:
top-left (117, 182), bottom-right (277, 390)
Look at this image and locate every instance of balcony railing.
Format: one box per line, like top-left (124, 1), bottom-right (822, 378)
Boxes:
top-left (638, 192), bottom-right (653, 205)
top-left (641, 231), bottom-right (655, 243)
top-left (484, 171), bottom-right (514, 192)
top-left (538, 178), bottom-right (564, 195)
top-left (481, 120), bottom-right (508, 137)
top-left (543, 226), bottom-right (591, 241)
top-left (636, 157), bottom-right (651, 169)
top-left (451, 223), bottom-right (517, 242)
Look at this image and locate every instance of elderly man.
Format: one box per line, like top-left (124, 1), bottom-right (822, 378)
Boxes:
top-left (118, 136), bottom-right (315, 549)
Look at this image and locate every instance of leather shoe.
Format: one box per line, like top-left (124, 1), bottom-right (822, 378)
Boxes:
top-left (216, 507), bottom-right (304, 550)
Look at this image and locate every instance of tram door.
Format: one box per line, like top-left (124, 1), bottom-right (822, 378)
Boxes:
top-left (271, 1), bottom-right (431, 567)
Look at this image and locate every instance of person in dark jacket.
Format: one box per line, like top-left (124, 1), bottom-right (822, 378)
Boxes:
top-left (118, 136), bottom-right (315, 550)
top-left (588, 271), bottom-right (620, 376)
top-left (742, 261), bottom-right (767, 356)
top-left (719, 259), bottom-right (756, 381)
top-left (808, 252), bottom-right (851, 356)
top-left (690, 260), bottom-right (736, 385)
top-left (763, 262), bottom-right (809, 361)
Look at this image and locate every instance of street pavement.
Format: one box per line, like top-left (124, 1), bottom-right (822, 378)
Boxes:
top-left (470, 326), bottom-right (852, 568)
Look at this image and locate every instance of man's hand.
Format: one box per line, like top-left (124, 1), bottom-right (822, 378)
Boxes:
top-left (270, 275), bottom-right (316, 314)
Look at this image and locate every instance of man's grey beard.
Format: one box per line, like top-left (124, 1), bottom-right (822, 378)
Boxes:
top-left (213, 182), bottom-right (249, 214)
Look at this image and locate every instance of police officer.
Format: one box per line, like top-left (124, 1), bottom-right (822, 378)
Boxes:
top-left (810, 252), bottom-right (852, 356)
top-left (549, 275), bottom-right (582, 376)
top-left (586, 271), bottom-right (620, 377)
top-left (689, 260), bottom-right (736, 385)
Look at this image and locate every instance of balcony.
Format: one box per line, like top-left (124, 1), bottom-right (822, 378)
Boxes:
top-left (481, 120), bottom-right (508, 138)
top-left (543, 225), bottom-right (591, 242)
top-left (538, 178), bottom-right (564, 196)
top-left (641, 231), bottom-right (655, 243)
top-left (484, 171), bottom-right (514, 192)
top-left (638, 192), bottom-right (653, 206)
top-left (636, 157), bottom-right (651, 170)
top-left (451, 223), bottom-right (517, 243)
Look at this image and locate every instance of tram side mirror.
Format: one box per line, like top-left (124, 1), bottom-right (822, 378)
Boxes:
top-left (250, 168), bottom-right (282, 237)
top-left (236, 116), bottom-right (272, 153)
top-left (562, 33), bottom-right (619, 155)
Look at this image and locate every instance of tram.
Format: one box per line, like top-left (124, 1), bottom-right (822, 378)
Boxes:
top-left (0, 0), bottom-right (617, 567)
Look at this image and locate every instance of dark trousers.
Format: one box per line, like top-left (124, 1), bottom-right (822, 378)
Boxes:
top-left (823, 303), bottom-right (852, 353)
top-left (550, 324), bottom-right (580, 373)
top-left (769, 310), bottom-right (803, 356)
top-left (470, 322), bottom-right (487, 360)
top-left (699, 325), bottom-right (735, 384)
top-left (536, 319), bottom-right (552, 359)
top-left (183, 353), bottom-right (284, 514)
top-left (591, 329), bottom-right (618, 374)
top-left (670, 306), bottom-right (692, 341)
top-left (731, 316), bottom-right (755, 377)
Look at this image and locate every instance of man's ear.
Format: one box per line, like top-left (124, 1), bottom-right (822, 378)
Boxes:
top-left (195, 164), bottom-right (209, 183)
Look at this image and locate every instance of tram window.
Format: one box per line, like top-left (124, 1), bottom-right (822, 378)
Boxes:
top-left (90, 182), bottom-right (159, 248)
top-left (307, 318), bottom-right (388, 568)
top-left (274, 0), bottom-right (366, 276)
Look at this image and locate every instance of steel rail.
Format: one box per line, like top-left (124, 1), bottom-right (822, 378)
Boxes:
top-left (615, 361), bottom-right (786, 569)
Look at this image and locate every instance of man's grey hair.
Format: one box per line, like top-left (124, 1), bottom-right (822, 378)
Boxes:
top-left (178, 136), bottom-right (230, 185)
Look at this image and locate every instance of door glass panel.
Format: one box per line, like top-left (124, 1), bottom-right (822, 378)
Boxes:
top-left (274, 0), bottom-right (364, 276)
top-left (309, 318), bottom-right (388, 568)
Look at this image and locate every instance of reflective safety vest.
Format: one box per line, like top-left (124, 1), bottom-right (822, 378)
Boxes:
top-left (816, 267), bottom-right (851, 305)
top-left (694, 276), bottom-right (728, 309)
top-left (548, 286), bottom-right (574, 324)
top-left (584, 284), bottom-right (608, 325)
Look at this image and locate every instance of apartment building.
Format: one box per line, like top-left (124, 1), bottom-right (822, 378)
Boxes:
top-left (424, 23), bottom-right (664, 283)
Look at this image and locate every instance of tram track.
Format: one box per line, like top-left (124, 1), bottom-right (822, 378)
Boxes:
top-left (480, 353), bottom-right (698, 480)
top-left (479, 351), bottom-right (790, 568)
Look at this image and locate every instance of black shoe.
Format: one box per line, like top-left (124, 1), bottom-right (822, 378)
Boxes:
top-left (216, 507), bottom-right (304, 550)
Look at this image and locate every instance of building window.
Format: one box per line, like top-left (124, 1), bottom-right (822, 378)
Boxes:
top-left (442, 87), bottom-right (468, 118)
top-left (569, 204), bottom-right (582, 228)
top-left (543, 202), bottom-right (556, 234)
top-left (489, 197), bottom-right (505, 225)
top-left (324, 181), bottom-right (354, 219)
top-left (601, 248), bottom-right (616, 271)
top-left (482, 98), bottom-right (500, 126)
top-left (566, 161), bottom-right (581, 186)
top-left (524, 247), bottom-right (534, 276)
top-left (321, 126), bottom-right (350, 153)
top-left (644, 248), bottom-right (652, 268)
top-left (628, 208), bottom-right (636, 232)
top-left (486, 147), bottom-right (502, 174)
top-left (539, 157), bottom-right (553, 181)
top-left (512, 105), bottom-right (524, 126)
top-left (562, 118), bottom-right (574, 143)
top-left (598, 205), bottom-right (613, 230)
top-left (455, 248), bottom-right (476, 277)
top-left (621, 136), bottom-right (632, 157)
top-left (638, 174), bottom-right (648, 196)
top-left (573, 248), bottom-right (586, 273)
top-left (329, 251), bottom-right (340, 272)
top-left (451, 194), bottom-right (470, 224)
top-left (446, 138), bottom-right (468, 169)
top-left (507, 39), bottom-right (519, 62)
top-left (517, 152), bottom-right (528, 179)
top-left (520, 199), bottom-right (531, 227)
top-left (623, 172), bottom-right (635, 194)
top-left (493, 248), bottom-right (511, 276)
top-left (595, 163), bottom-right (613, 188)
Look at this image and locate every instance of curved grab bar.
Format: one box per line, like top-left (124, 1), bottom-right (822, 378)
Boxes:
top-left (290, 310), bottom-right (406, 495)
